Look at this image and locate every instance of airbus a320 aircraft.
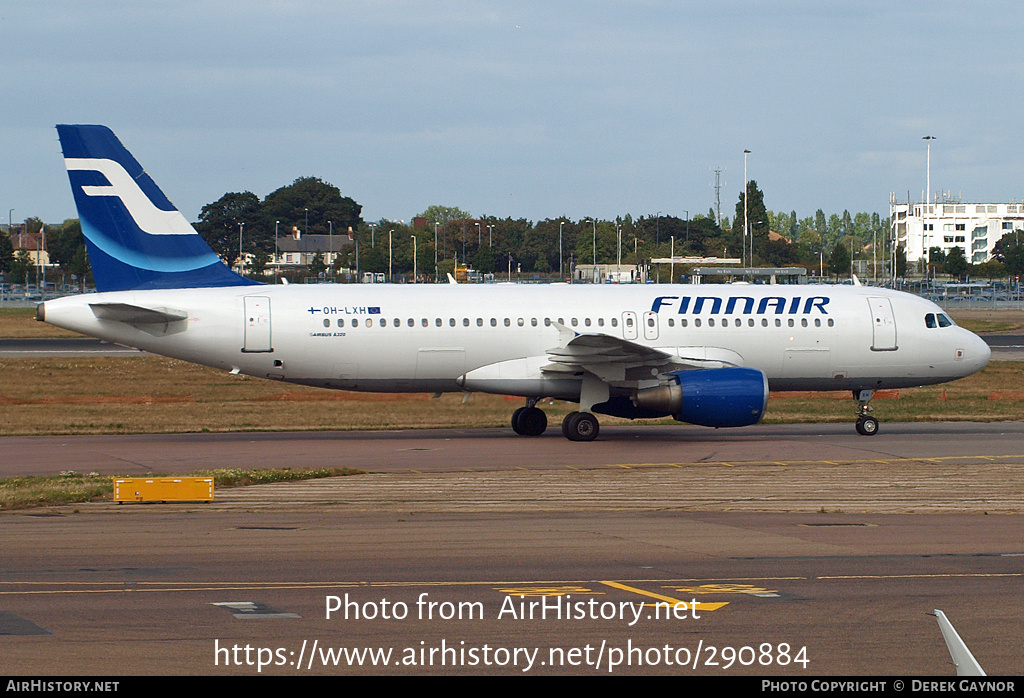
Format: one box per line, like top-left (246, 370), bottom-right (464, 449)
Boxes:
top-left (38, 125), bottom-right (991, 441)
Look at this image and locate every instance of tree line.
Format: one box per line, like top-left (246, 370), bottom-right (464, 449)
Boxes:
top-left (6, 176), bottom-right (1024, 286)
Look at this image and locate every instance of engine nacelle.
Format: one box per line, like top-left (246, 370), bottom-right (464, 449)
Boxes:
top-left (631, 367), bottom-right (768, 427)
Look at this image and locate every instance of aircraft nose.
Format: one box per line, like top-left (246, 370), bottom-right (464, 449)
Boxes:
top-left (963, 331), bottom-right (991, 374)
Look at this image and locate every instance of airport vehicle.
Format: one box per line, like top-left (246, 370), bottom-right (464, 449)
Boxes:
top-left (38, 125), bottom-right (991, 441)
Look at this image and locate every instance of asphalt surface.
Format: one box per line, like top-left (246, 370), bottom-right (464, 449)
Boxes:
top-left (2, 422), bottom-right (1024, 675)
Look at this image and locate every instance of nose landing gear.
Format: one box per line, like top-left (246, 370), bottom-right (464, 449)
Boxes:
top-left (854, 389), bottom-right (879, 436)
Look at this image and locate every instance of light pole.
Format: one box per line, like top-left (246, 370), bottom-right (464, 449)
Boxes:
top-left (923, 136), bottom-right (936, 206)
top-left (370, 223), bottom-right (376, 247)
top-left (274, 220), bottom-right (280, 282)
top-left (487, 224), bottom-right (494, 247)
top-left (328, 220), bottom-right (333, 279)
top-left (616, 222), bottom-right (622, 282)
top-left (434, 222), bottom-right (439, 283)
top-left (475, 221), bottom-right (481, 248)
top-left (743, 149), bottom-right (751, 269)
top-left (238, 222), bottom-right (244, 275)
top-left (388, 229), bottom-right (394, 282)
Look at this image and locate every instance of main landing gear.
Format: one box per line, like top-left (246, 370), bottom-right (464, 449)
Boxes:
top-left (510, 399), bottom-right (601, 441)
top-left (854, 389), bottom-right (879, 436)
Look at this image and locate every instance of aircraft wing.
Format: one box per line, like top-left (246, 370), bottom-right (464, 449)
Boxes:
top-left (542, 324), bottom-right (741, 385)
top-left (934, 610), bottom-right (986, 676)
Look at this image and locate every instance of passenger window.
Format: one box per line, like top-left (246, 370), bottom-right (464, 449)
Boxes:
top-left (647, 317), bottom-right (655, 327)
top-left (407, 318), bottom-right (414, 327)
top-left (544, 318), bottom-right (551, 326)
top-left (695, 319), bottom-right (702, 327)
top-left (585, 318), bottom-right (591, 327)
top-left (668, 318), bottom-right (675, 327)
top-left (380, 318), bottom-right (387, 327)
top-left (748, 319), bottom-right (754, 327)
top-left (338, 319), bottom-right (345, 327)
top-left (463, 318), bottom-right (470, 327)
top-left (504, 318), bottom-right (511, 327)
top-left (352, 319), bottom-right (359, 328)
top-left (598, 318), bottom-right (604, 327)
top-left (611, 318), bottom-right (618, 327)
top-left (708, 318), bottom-right (715, 327)
top-left (827, 319), bottom-right (834, 327)
top-left (449, 318), bottom-right (456, 327)
top-left (814, 318), bottom-right (821, 327)
top-left (788, 319), bottom-right (794, 327)
top-left (626, 317), bottom-right (634, 327)
top-left (681, 319), bottom-right (688, 327)
top-left (762, 319), bottom-right (768, 327)
top-left (801, 318), bottom-right (807, 327)
top-left (323, 319), bottom-right (330, 327)
top-left (394, 318), bottom-right (401, 327)
top-left (518, 318), bottom-right (525, 327)
top-left (775, 319), bottom-right (781, 327)
top-left (925, 313), bottom-right (937, 328)
top-left (421, 318), bottom-right (428, 327)
top-left (531, 318), bottom-right (538, 327)
top-left (477, 318), bottom-right (483, 327)
top-left (491, 318), bottom-right (497, 327)
top-left (435, 318), bottom-right (442, 327)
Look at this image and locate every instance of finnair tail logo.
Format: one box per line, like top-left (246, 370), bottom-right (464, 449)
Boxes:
top-left (64, 158), bottom-right (196, 237)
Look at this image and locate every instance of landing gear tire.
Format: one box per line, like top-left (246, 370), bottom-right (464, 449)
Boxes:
top-left (562, 411), bottom-right (599, 442)
top-left (512, 406), bottom-right (547, 436)
top-left (855, 416), bottom-right (879, 436)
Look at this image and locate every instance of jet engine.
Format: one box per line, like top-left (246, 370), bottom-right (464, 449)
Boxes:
top-left (631, 367), bottom-right (768, 427)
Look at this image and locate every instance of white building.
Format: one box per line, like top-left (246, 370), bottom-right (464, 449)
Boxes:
top-left (890, 195), bottom-right (1024, 265)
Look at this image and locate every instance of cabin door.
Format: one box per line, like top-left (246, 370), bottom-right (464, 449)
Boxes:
top-left (868, 297), bottom-right (897, 351)
top-left (243, 296), bottom-right (273, 353)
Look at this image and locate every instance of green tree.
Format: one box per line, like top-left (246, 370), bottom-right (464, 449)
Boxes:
top-left (732, 180), bottom-right (769, 263)
top-left (417, 205), bottom-right (472, 228)
top-left (196, 191), bottom-right (263, 266)
top-left (945, 246), bottom-right (968, 280)
top-left (0, 232), bottom-right (13, 274)
top-left (828, 241), bottom-right (850, 280)
top-left (262, 177), bottom-right (362, 246)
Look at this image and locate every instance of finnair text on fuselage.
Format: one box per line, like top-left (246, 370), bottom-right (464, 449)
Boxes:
top-left (651, 295), bottom-right (830, 315)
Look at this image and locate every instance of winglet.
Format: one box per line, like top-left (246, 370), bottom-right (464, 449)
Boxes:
top-left (934, 609), bottom-right (986, 676)
top-left (56, 125), bottom-right (259, 292)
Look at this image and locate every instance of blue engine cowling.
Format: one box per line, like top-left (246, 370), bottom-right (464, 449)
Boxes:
top-left (629, 367), bottom-right (768, 427)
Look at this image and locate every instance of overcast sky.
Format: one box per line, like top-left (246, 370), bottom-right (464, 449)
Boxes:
top-left (3, 1), bottom-right (1023, 228)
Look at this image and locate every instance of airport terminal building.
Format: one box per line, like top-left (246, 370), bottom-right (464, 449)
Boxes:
top-left (890, 196), bottom-right (1024, 265)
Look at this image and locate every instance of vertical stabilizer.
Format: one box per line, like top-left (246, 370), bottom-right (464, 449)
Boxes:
top-left (56, 125), bottom-right (259, 292)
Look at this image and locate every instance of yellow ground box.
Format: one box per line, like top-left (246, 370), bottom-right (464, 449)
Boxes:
top-left (113, 477), bottom-right (214, 503)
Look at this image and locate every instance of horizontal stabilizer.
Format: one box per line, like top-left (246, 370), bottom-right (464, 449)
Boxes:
top-left (90, 302), bottom-right (188, 325)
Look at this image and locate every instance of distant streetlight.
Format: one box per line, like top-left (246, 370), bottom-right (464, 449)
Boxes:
top-left (434, 222), bottom-right (439, 283)
top-left (475, 221), bottom-right (481, 248)
top-left (238, 222), bottom-right (244, 274)
top-left (328, 221), bottom-right (333, 279)
top-left (274, 220), bottom-right (280, 282)
top-left (923, 136), bottom-right (936, 206)
top-left (743, 149), bottom-right (751, 268)
top-left (487, 224), bottom-right (494, 248)
top-left (389, 229), bottom-right (394, 282)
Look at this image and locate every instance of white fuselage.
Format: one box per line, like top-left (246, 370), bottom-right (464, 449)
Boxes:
top-left (40, 283), bottom-right (991, 401)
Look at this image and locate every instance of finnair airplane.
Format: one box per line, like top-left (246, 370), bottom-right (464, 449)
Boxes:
top-left (38, 125), bottom-right (991, 441)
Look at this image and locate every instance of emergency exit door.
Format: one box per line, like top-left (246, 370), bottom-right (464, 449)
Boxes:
top-left (868, 296), bottom-right (897, 351)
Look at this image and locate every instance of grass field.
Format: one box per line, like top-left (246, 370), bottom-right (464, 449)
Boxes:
top-left (1, 354), bottom-right (1022, 436)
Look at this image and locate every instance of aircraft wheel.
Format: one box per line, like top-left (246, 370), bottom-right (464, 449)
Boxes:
top-left (518, 407), bottom-right (547, 436)
top-left (855, 416), bottom-right (879, 436)
top-left (563, 411), bottom-right (599, 442)
top-left (511, 407), bottom-right (527, 435)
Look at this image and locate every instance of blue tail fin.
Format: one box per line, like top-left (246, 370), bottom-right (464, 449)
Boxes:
top-left (56, 125), bottom-right (259, 292)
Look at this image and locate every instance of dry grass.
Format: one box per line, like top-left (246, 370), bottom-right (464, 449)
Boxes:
top-left (0, 308), bottom-right (84, 338)
top-left (947, 309), bottom-right (1024, 334)
top-left (0, 467), bottom-right (361, 510)
top-left (0, 355), bottom-right (1022, 436)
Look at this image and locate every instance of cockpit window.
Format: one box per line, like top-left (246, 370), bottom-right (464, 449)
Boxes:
top-left (937, 313), bottom-right (953, 328)
top-left (925, 313), bottom-right (937, 329)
